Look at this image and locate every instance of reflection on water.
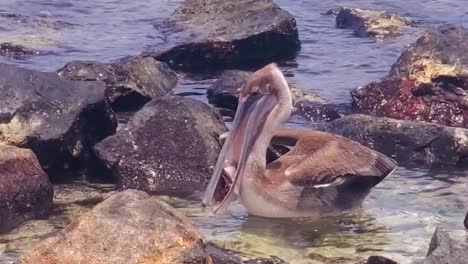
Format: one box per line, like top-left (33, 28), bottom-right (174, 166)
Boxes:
top-left (0, 0), bottom-right (467, 263)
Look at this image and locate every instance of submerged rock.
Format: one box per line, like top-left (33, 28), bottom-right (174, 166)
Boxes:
top-left (207, 244), bottom-right (286, 264)
top-left (0, 145), bottom-right (53, 233)
top-left (94, 96), bottom-right (225, 195)
top-left (356, 256), bottom-right (398, 264)
top-left (0, 42), bottom-right (39, 58)
top-left (153, 0), bottom-right (300, 71)
top-left (352, 25), bottom-right (468, 128)
top-left (325, 114), bottom-right (468, 167)
top-left (58, 55), bottom-right (178, 111)
top-left (330, 7), bottom-right (412, 38)
top-left (0, 63), bottom-right (116, 179)
top-left (18, 190), bottom-right (211, 264)
top-left (206, 70), bottom-right (339, 121)
top-left (424, 227), bottom-right (468, 264)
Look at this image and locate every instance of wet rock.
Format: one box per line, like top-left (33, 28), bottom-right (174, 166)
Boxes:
top-left (0, 42), bottom-right (39, 58)
top-left (331, 7), bottom-right (412, 38)
top-left (207, 70), bottom-right (337, 121)
top-left (464, 211), bottom-right (468, 229)
top-left (0, 145), bottom-right (53, 233)
top-left (0, 63), bottom-right (116, 179)
top-left (325, 114), bottom-right (468, 167)
top-left (356, 256), bottom-right (398, 264)
top-left (207, 244), bottom-right (286, 264)
top-left (352, 25), bottom-right (468, 128)
top-left (17, 189), bottom-right (211, 264)
top-left (153, 0), bottom-right (300, 71)
top-left (94, 96), bottom-right (225, 196)
top-left (58, 55), bottom-right (178, 111)
top-left (424, 227), bottom-right (468, 264)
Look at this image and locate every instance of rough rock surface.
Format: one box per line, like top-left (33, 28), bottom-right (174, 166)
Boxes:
top-left (424, 227), bottom-right (468, 264)
top-left (94, 96), bottom-right (225, 195)
top-left (206, 70), bottom-right (341, 121)
top-left (0, 63), bottom-right (116, 178)
top-left (153, 0), bottom-right (300, 71)
top-left (58, 55), bottom-right (178, 111)
top-left (0, 145), bottom-right (53, 233)
top-left (330, 7), bottom-right (412, 38)
top-left (0, 42), bottom-right (39, 58)
top-left (325, 114), bottom-right (468, 167)
top-left (17, 190), bottom-right (211, 264)
top-left (352, 25), bottom-right (468, 128)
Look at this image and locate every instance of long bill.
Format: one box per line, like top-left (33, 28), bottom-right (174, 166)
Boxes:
top-left (202, 92), bottom-right (278, 213)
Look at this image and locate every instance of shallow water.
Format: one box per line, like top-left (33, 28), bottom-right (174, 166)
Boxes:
top-left (1, 0), bottom-right (468, 263)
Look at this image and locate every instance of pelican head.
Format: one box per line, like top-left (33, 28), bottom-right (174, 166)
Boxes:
top-left (202, 63), bottom-right (292, 213)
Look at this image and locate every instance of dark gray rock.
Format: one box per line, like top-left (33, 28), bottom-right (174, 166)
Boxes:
top-left (424, 227), bottom-right (468, 264)
top-left (153, 0), bottom-right (300, 71)
top-left (352, 25), bottom-right (468, 128)
top-left (465, 211), bottom-right (468, 229)
top-left (94, 96), bottom-right (225, 196)
top-left (18, 190), bottom-right (211, 264)
top-left (206, 70), bottom-right (337, 121)
top-left (0, 43), bottom-right (39, 58)
top-left (207, 244), bottom-right (287, 264)
top-left (58, 55), bottom-right (178, 111)
top-left (332, 7), bottom-right (412, 38)
top-left (356, 256), bottom-right (398, 264)
top-left (0, 63), bottom-right (116, 179)
top-left (325, 114), bottom-right (468, 167)
top-left (0, 145), bottom-right (53, 233)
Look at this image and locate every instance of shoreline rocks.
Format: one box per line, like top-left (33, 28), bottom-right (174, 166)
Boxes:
top-left (424, 227), bottom-right (468, 264)
top-left (325, 114), bottom-right (468, 167)
top-left (152, 0), bottom-right (300, 71)
top-left (0, 63), bottom-right (117, 179)
top-left (94, 96), bottom-right (225, 196)
top-left (58, 55), bottom-right (178, 111)
top-left (352, 24), bottom-right (468, 128)
top-left (0, 145), bottom-right (53, 233)
top-left (329, 7), bottom-right (412, 38)
top-left (17, 190), bottom-right (211, 264)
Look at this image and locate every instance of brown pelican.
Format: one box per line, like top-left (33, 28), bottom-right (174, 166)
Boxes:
top-left (202, 63), bottom-right (396, 218)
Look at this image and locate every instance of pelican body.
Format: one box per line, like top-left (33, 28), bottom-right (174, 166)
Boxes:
top-left (203, 64), bottom-right (396, 218)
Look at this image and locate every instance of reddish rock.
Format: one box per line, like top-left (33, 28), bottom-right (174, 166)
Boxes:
top-left (0, 145), bottom-right (53, 233)
top-left (351, 24), bottom-right (468, 128)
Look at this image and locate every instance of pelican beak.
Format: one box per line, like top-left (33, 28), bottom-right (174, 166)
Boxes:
top-left (202, 91), bottom-right (278, 213)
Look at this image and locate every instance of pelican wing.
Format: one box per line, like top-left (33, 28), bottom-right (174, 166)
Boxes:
top-left (268, 130), bottom-right (397, 187)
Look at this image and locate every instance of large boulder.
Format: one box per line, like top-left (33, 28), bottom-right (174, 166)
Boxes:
top-left (17, 190), bottom-right (211, 264)
top-left (0, 63), bottom-right (116, 179)
top-left (58, 55), bottom-right (178, 111)
top-left (423, 227), bottom-right (468, 264)
top-left (206, 70), bottom-right (341, 121)
top-left (329, 7), bottom-right (412, 38)
top-left (325, 114), bottom-right (468, 167)
top-left (352, 25), bottom-right (468, 128)
top-left (153, 0), bottom-right (300, 71)
top-left (94, 96), bottom-right (225, 195)
top-left (0, 145), bottom-right (53, 233)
